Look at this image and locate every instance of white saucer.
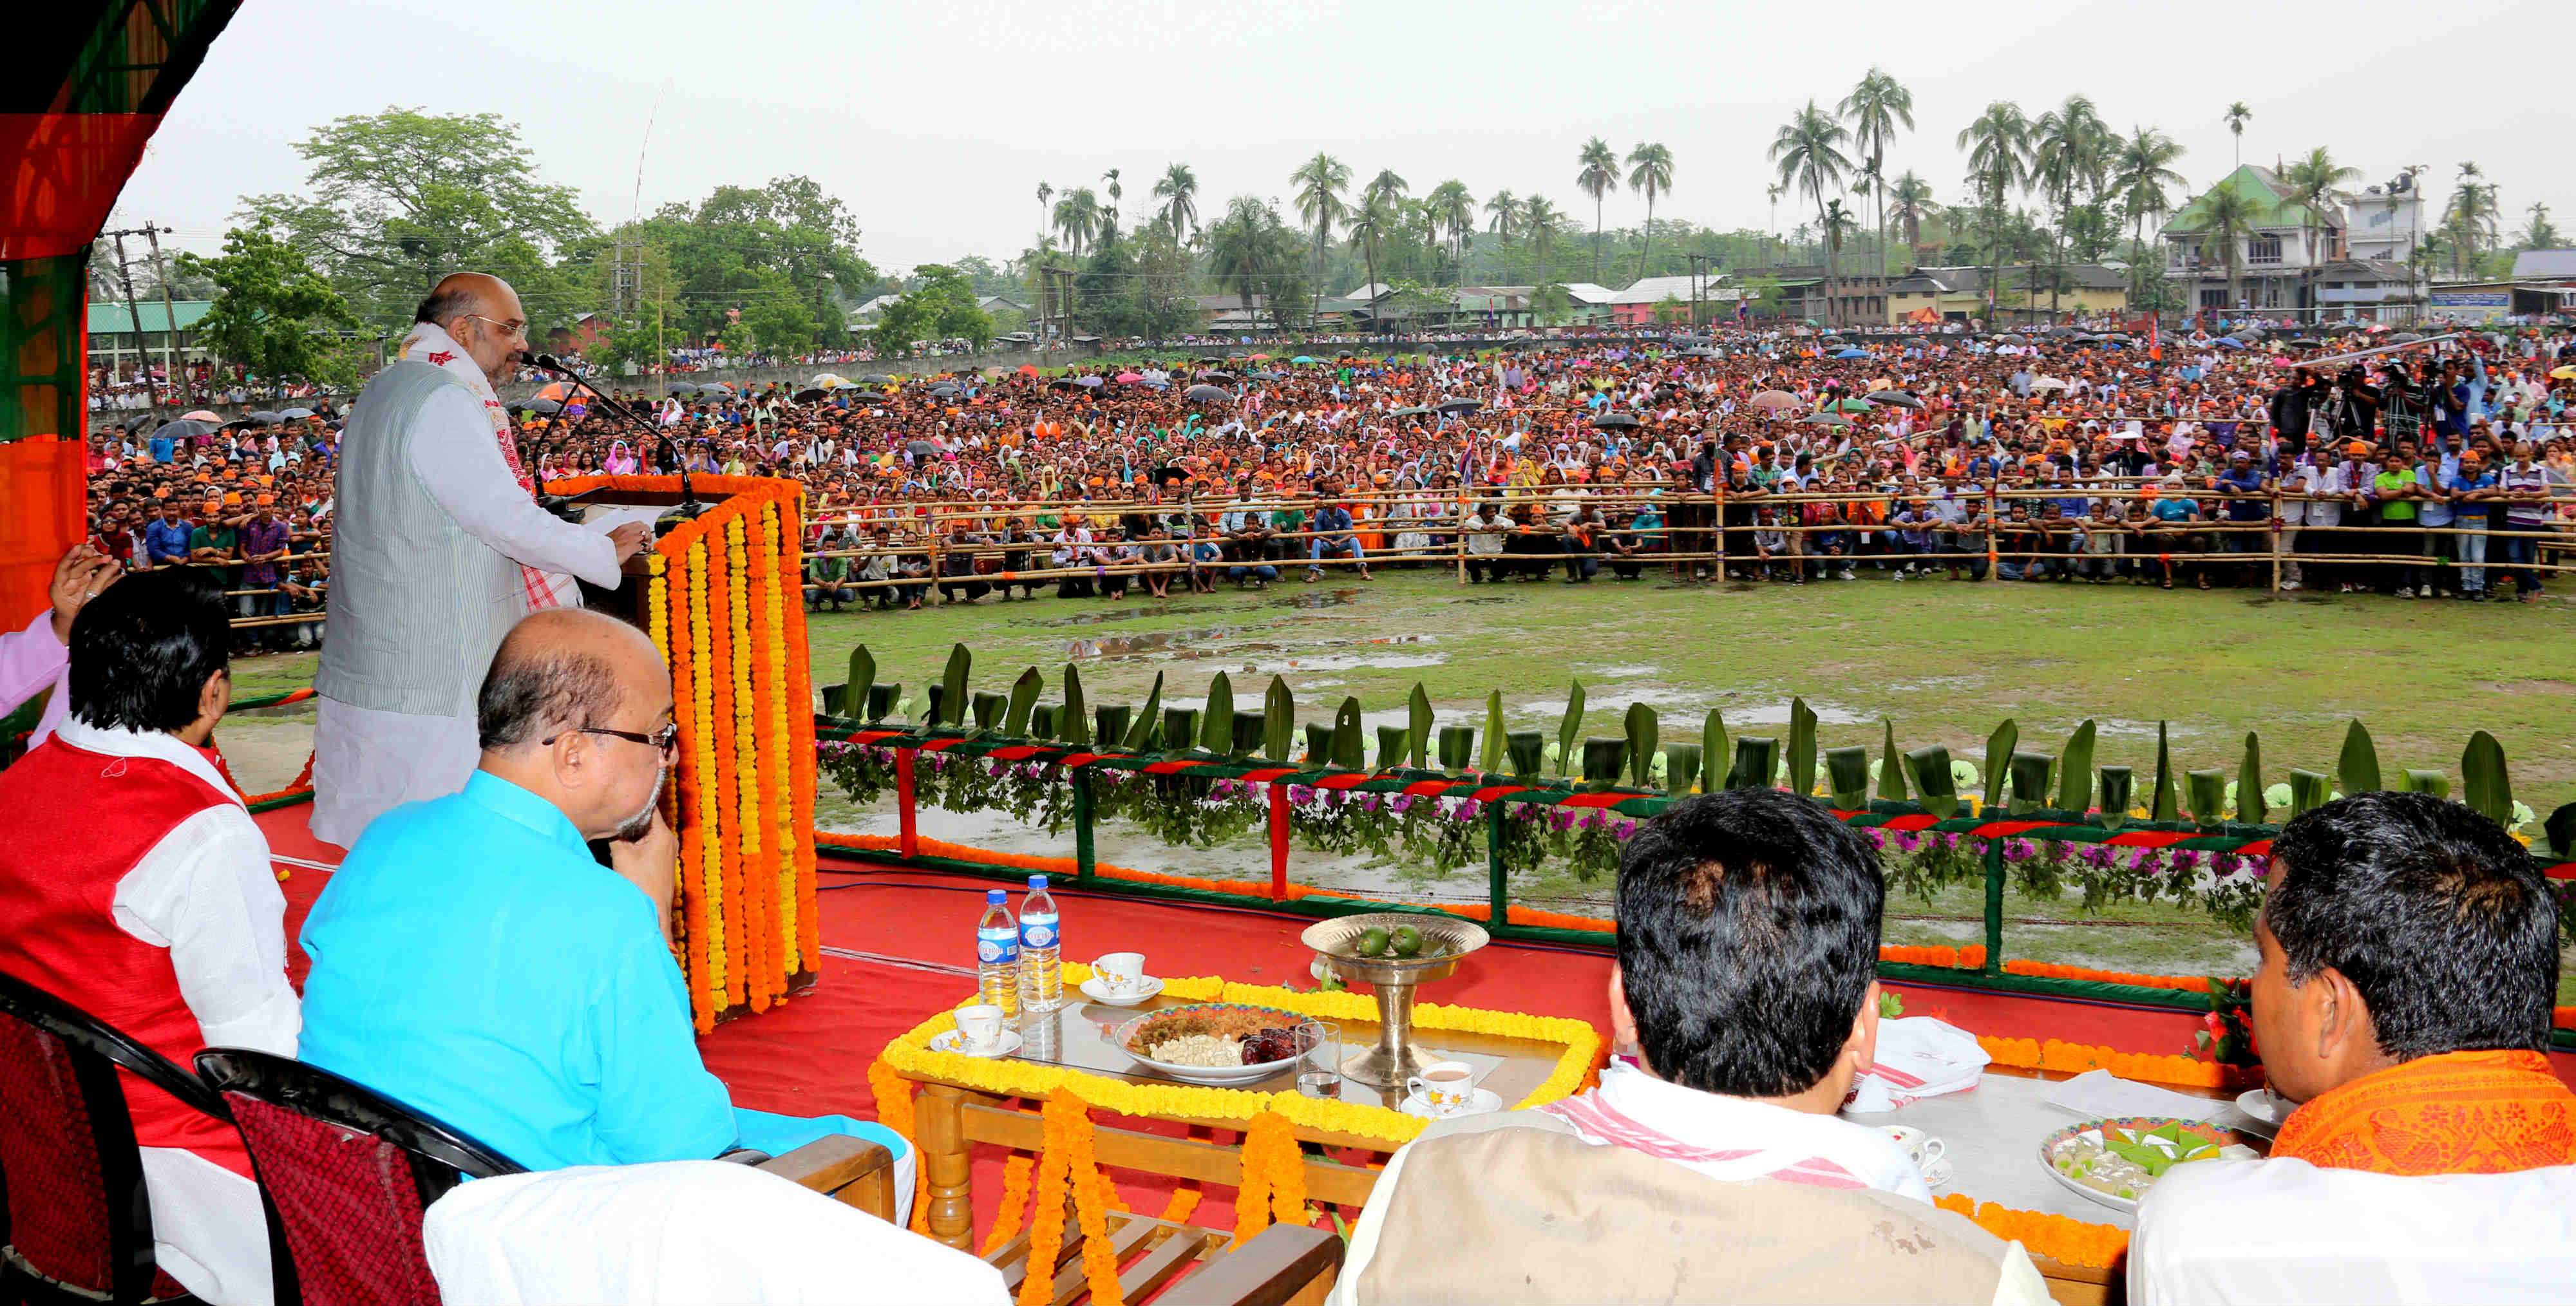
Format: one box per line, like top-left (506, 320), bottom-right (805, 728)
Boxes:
top-left (1080, 975), bottom-right (1164, 1007)
top-left (1918, 1156), bottom-right (1955, 1188)
top-left (2233, 1086), bottom-right (2289, 1130)
top-left (1400, 1086), bottom-right (1502, 1120)
top-left (929, 1028), bottom-right (1024, 1058)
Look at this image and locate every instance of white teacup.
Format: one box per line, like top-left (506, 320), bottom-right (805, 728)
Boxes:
top-left (1093, 952), bottom-right (1147, 994)
top-left (1880, 1124), bottom-right (1946, 1171)
top-left (954, 1004), bottom-right (1005, 1054)
top-left (1405, 1061), bottom-right (1477, 1115)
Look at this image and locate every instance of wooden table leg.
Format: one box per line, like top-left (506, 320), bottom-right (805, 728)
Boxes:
top-left (918, 1082), bottom-right (974, 1251)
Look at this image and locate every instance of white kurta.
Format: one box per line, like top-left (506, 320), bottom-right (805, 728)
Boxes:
top-left (310, 383), bottom-right (621, 849)
top-left (55, 717), bottom-right (303, 1306)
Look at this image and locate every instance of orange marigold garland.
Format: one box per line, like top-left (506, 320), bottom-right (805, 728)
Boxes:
top-left (1020, 1088), bottom-right (1123, 1306)
top-left (1158, 1186), bottom-right (1204, 1224)
top-left (685, 539), bottom-right (725, 1027)
top-left (777, 498), bottom-right (821, 972)
top-left (1935, 1193), bottom-right (2129, 1270)
top-left (2003, 960), bottom-right (2233, 992)
top-left (981, 1154), bottom-right (1036, 1255)
top-left (758, 505), bottom-right (800, 983)
top-left (708, 537), bottom-right (746, 1008)
top-left (864, 1059), bottom-right (931, 1235)
top-left (1976, 1036), bottom-right (2262, 1090)
top-left (727, 515), bottom-right (772, 1011)
top-left (1230, 1110), bottom-right (1307, 1248)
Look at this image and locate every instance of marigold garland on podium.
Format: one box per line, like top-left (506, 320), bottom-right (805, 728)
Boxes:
top-left (551, 474), bottom-right (820, 1030)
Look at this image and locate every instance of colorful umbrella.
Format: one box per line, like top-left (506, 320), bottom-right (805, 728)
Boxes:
top-left (1748, 390), bottom-right (1800, 410)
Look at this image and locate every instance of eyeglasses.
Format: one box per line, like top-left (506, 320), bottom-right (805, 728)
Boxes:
top-left (543, 722), bottom-right (680, 757)
top-left (463, 314), bottom-right (530, 341)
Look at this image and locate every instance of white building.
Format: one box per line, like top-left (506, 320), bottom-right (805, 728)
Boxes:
top-left (2161, 164), bottom-right (2423, 319)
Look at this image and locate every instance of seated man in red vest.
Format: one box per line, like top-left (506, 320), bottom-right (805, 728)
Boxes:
top-left (0, 567), bottom-right (300, 1306)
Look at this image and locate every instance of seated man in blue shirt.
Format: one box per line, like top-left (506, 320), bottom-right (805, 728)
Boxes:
top-left (298, 607), bottom-right (913, 1219)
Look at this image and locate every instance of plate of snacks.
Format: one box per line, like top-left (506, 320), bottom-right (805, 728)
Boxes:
top-left (2040, 1116), bottom-right (2261, 1215)
top-left (1112, 1003), bottom-right (1312, 1086)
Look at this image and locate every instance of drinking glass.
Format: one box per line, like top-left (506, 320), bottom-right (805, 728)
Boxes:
top-left (1296, 1019), bottom-right (1341, 1098)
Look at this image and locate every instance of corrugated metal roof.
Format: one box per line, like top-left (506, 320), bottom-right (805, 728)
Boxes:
top-left (2512, 249), bottom-right (2576, 279)
top-left (87, 299), bottom-right (213, 333)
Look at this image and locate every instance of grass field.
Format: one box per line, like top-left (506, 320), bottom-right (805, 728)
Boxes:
top-left (227, 567), bottom-right (2576, 998)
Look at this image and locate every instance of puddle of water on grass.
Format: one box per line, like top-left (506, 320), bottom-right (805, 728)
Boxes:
top-left (1580, 663), bottom-right (1662, 678)
top-left (1023, 606), bottom-right (1175, 626)
top-left (1250, 651), bottom-right (1448, 674)
top-left (1271, 589), bottom-right (1365, 609)
top-left (1068, 627), bottom-right (1238, 659)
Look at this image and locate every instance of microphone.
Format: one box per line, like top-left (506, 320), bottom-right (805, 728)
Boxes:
top-left (521, 354), bottom-right (703, 526)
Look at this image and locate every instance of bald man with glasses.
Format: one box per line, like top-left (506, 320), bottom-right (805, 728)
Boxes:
top-left (312, 272), bottom-right (653, 849)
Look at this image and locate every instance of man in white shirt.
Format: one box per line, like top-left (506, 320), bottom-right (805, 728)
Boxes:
top-left (0, 569), bottom-right (301, 1305)
top-left (1332, 789), bottom-right (2049, 1305)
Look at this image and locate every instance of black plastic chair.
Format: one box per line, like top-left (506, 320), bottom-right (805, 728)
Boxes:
top-left (0, 970), bottom-right (222, 1305)
top-left (193, 1048), bottom-right (523, 1306)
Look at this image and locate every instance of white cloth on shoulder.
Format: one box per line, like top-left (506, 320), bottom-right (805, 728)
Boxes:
top-left (2132, 1157), bottom-right (2576, 1305)
top-left (1846, 1016), bottom-right (1991, 1113)
top-left (423, 1160), bottom-right (1007, 1306)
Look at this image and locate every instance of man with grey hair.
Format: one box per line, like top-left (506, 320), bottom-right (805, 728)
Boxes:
top-left (312, 273), bottom-right (652, 848)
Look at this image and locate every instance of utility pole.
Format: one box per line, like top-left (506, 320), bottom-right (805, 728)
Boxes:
top-left (101, 227), bottom-right (161, 413)
top-left (142, 224), bottom-right (189, 408)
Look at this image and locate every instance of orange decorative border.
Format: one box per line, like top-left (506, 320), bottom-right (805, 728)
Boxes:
top-left (1936, 1193), bottom-right (2128, 1270)
top-left (1976, 1036), bottom-right (2262, 1090)
top-left (2003, 960), bottom-right (2234, 992)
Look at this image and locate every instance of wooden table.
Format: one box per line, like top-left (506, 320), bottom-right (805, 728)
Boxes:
top-left (892, 990), bottom-right (1582, 1253)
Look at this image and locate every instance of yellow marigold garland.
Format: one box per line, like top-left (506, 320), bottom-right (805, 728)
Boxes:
top-left (1230, 1111), bottom-right (1307, 1247)
top-left (685, 540), bottom-right (726, 1020)
top-left (759, 505), bottom-right (800, 977)
top-left (726, 516), bottom-right (768, 1009)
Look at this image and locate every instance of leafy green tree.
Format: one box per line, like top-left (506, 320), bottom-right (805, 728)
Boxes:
top-left (1531, 282), bottom-right (1574, 326)
top-left (638, 175), bottom-right (874, 347)
top-left (874, 264), bottom-right (991, 354)
top-left (242, 107), bottom-right (593, 334)
top-left (1205, 195), bottom-right (1309, 333)
top-left (176, 223), bottom-right (360, 388)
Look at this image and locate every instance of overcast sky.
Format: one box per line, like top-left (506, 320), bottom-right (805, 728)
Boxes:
top-left (111, 0), bottom-right (2569, 278)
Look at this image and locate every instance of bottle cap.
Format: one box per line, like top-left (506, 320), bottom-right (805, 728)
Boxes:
top-left (987, 889), bottom-right (1007, 902)
top-left (1028, 875), bottom-right (1048, 889)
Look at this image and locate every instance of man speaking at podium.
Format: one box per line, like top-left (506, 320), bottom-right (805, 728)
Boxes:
top-left (312, 273), bottom-right (651, 849)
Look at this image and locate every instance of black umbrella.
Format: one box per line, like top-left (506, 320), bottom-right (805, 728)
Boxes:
top-left (1590, 413), bottom-right (1642, 429)
top-left (1437, 398), bottom-right (1481, 413)
top-left (1864, 390), bottom-right (1926, 410)
top-left (1389, 406), bottom-right (1435, 417)
top-left (2289, 338), bottom-right (2322, 348)
top-left (847, 391), bottom-right (891, 404)
top-left (857, 374), bottom-right (897, 384)
top-left (151, 419), bottom-right (216, 442)
top-left (667, 382), bottom-right (703, 396)
top-left (793, 388), bottom-right (829, 403)
top-left (281, 406), bottom-right (317, 420)
top-left (927, 383), bottom-right (961, 395)
top-left (2391, 332), bottom-right (2423, 343)
top-left (120, 412), bottom-right (158, 432)
top-left (1249, 370), bottom-right (1282, 381)
top-left (510, 398), bottom-right (563, 415)
top-left (907, 440), bottom-right (939, 457)
top-left (1073, 375), bottom-right (1103, 388)
top-left (1197, 370), bottom-right (1235, 382)
top-left (242, 410), bottom-right (285, 425)
top-left (1185, 384), bottom-right (1232, 403)
top-left (1996, 334), bottom-right (2029, 345)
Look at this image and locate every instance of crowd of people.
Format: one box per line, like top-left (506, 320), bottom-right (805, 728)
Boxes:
top-left (81, 319), bottom-right (2576, 648)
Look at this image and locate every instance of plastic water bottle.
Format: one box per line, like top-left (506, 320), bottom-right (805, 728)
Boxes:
top-left (976, 889), bottom-right (1020, 1017)
top-left (1018, 875), bottom-right (1063, 1011)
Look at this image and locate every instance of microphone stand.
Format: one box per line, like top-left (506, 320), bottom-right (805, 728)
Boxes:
top-left (524, 355), bottom-right (707, 531)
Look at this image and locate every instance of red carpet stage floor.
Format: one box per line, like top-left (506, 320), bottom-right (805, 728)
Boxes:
top-left (257, 805), bottom-right (2567, 1244)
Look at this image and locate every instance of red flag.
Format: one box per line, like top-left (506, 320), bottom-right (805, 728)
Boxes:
top-left (2148, 317), bottom-right (2161, 363)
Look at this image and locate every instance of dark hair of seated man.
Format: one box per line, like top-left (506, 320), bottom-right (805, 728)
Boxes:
top-left (70, 567), bottom-right (231, 732)
top-left (1615, 785), bottom-right (1884, 1097)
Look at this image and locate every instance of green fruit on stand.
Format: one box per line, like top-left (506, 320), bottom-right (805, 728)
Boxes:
top-left (1390, 925), bottom-right (1423, 958)
top-left (1356, 927), bottom-right (1391, 957)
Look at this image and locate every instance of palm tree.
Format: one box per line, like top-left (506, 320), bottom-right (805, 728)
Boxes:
top-left (2187, 184), bottom-right (2258, 320)
top-left (2521, 202), bottom-right (2562, 251)
top-left (2031, 95), bottom-right (2107, 314)
top-left (2224, 102), bottom-right (2251, 170)
top-left (1821, 199), bottom-right (1859, 322)
top-left (1956, 100), bottom-right (2031, 321)
top-left (1426, 179), bottom-right (1476, 281)
top-left (1205, 195), bottom-right (1301, 329)
top-left (1348, 194), bottom-right (1393, 325)
top-left (1521, 196), bottom-right (1564, 264)
top-left (2279, 147), bottom-right (2360, 318)
top-left (1888, 171), bottom-right (1934, 254)
top-left (1770, 100), bottom-right (1851, 323)
top-left (2110, 126), bottom-right (2186, 305)
top-left (1036, 182), bottom-right (1053, 245)
top-left (1575, 138), bottom-right (1620, 284)
top-left (1151, 164), bottom-right (1199, 241)
top-left (1765, 181), bottom-right (1787, 266)
top-left (2448, 162), bottom-right (2494, 276)
top-left (1623, 142), bottom-right (1675, 283)
top-left (1051, 187), bottom-right (1103, 255)
top-left (1289, 153), bottom-right (1351, 318)
top-left (1840, 68), bottom-right (1915, 278)
top-left (1101, 169), bottom-right (1123, 232)
top-left (1485, 190), bottom-right (1519, 243)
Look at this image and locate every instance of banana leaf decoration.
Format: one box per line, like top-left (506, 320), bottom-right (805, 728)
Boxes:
top-left (1506, 730), bottom-right (1544, 778)
top-left (866, 683), bottom-right (900, 723)
top-left (2150, 721), bottom-right (2179, 821)
top-left (1481, 691), bottom-right (1506, 773)
top-left (1123, 672), bottom-right (1164, 751)
top-left (939, 643), bottom-right (971, 726)
top-left (1231, 711), bottom-right (1266, 757)
top-left (2007, 752), bottom-right (2054, 815)
top-left (1407, 683), bottom-right (1434, 770)
top-left (1702, 710), bottom-right (1729, 795)
top-left (1824, 746), bottom-right (1870, 810)
top-left (1332, 697), bottom-right (1365, 770)
top-left (1437, 724), bottom-right (1475, 772)
top-left (1303, 723), bottom-right (1332, 766)
top-left (1094, 705), bottom-right (1132, 750)
top-left (921, 685), bottom-right (944, 726)
top-left (1580, 738), bottom-right (1627, 791)
top-left (841, 645), bottom-right (876, 721)
top-left (2401, 769), bottom-right (2449, 800)
top-left (1877, 719), bottom-right (1908, 802)
top-left (1906, 745), bottom-right (1958, 818)
top-left (2287, 768), bottom-right (2330, 818)
top-left (1029, 704), bottom-right (1056, 739)
top-left (2098, 766), bottom-right (2133, 829)
top-left (2057, 720), bottom-right (2096, 814)
top-left (1002, 667), bottom-right (1042, 736)
top-left (1061, 666), bottom-right (1089, 746)
top-left (1200, 671), bottom-right (1234, 753)
top-left (1163, 708), bottom-right (1200, 753)
top-left (970, 691), bottom-right (1005, 732)
top-left (2187, 769), bottom-right (2228, 825)
top-left (1376, 725), bottom-right (1410, 771)
top-left (2543, 802), bottom-right (2576, 861)
top-left (2236, 732), bottom-right (2264, 824)
top-left (1788, 697), bottom-right (1819, 799)
top-left (1555, 680), bottom-right (1586, 777)
top-left (1264, 676), bottom-right (1294, 761)
top-left (1662, 743), bottom-right (1701, 797)
top-left (1983, 719), bottom-right (2018, 811)
top-left (2461, 730), bottom-right (2512, 829)
top-left (1729, 737), bottom-right (1778, 791)
top-left (1624, 703), bottom-right (1659, 787)
top-left (2338, 720), bottom-right (2382, 794)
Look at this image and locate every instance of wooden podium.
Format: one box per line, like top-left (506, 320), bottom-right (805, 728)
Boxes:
top-left (551, 475), bottom-right (820, 1031)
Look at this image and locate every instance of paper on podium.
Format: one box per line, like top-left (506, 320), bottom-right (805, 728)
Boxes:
top-left (2042, 1069), bottom-right (2226, 1122)
top-left (580, 505), bottom-right (669, 536)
